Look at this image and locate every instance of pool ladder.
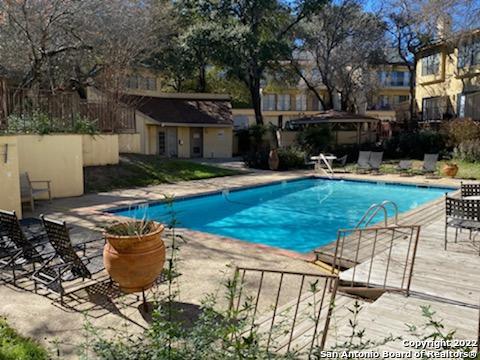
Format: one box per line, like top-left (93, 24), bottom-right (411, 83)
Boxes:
top-left (355, 200), bottom-right (399, 228)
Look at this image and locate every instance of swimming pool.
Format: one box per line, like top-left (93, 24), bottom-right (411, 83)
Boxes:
top-left (111, 178), bottom-right (452, 253)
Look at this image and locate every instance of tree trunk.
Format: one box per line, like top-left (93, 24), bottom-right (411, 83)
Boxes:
top-left (197, 63), bottom-right (207, 92)
top-left (408, 64), bottom-right (416, 129)
top-left (249, 77), bottom-right (264, 125)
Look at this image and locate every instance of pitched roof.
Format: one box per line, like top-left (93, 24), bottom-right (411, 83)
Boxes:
top-left (123, 94), bottom-right (233, 126)
top-left (288, 110), bottom-right (380, 126)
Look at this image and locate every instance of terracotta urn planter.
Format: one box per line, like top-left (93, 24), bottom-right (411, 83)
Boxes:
top-left (442, 163), bottom-right (458, 178)
top-left (104, 222), bottom-right (165, 293)
top-left (268, 148), bottom-right (280, 170)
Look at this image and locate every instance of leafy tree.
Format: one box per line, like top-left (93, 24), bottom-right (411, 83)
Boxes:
top-left (211, 0), bottom-right (326, 125)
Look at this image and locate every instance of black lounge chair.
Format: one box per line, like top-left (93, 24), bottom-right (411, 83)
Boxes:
top-left (32, 216), bottom-right (104, 304)
top-left (444, 196), bottom-right (480, 255)
top-left (0, 210), bottom-right (50, 285)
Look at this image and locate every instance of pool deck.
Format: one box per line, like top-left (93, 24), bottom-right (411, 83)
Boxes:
top-left (1, 169), bottom-right (479, 357)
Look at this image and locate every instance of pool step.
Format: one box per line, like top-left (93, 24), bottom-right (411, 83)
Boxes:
top-left (312, 260), bottom-right (339, 274)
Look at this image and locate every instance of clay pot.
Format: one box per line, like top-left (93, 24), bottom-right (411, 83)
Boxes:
top-left (268, 148), bottom-right (280, 170)
top-left (442, 163), bottom-right (458, 178)
top-left (104, 222), bottom-right (165, 293)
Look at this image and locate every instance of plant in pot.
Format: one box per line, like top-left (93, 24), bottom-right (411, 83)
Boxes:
top-left (104, 219), bottom-right (165, 293)
top-left (442, 162), bottom-right (459, 178)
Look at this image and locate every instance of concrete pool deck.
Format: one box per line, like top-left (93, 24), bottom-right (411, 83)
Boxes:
top-left (1, 169), bottom-right (477, 357)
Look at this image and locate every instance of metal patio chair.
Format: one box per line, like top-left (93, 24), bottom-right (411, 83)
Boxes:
top-left (396, 160), bottom-right (413, 176)
top-left (444, 196), bottom-right (480, 255)
top-left (460, 182), bottom-right (480, 198)
top-left (32, 216), bottom-right (104, 304)
top-left (334, 155), bottom-right (348, 173)
top-left (356, 151), bottom-right (371, 173)
top-left (420, 154), bottom-right (439, 175)
top-left (20, 172), bottom-right (52, 211)
top-left (0, 210), bottom-right (50, 285)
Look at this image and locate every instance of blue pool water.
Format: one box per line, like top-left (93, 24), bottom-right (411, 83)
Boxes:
top-left (111, 179), bottom-right (451, 253)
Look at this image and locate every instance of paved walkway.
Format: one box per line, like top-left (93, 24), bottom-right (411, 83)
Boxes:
top-left (0, 170), bottom-right (471, 357)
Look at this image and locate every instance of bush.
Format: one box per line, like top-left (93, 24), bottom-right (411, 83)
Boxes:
top-left (296, 126), bottom-right (332, 155)
top-left (383, 131), bottom-right (447, 160)
top-left (243, 146), bottom-right (270, 169)
top-left (277, 147), bottom-right (306, 170)
top-left (443, 118), bottom-right (480, 146)
top-left (4, 111), bottom-right (98, 135)
top-left (453, 139), bottom-right (480, 163)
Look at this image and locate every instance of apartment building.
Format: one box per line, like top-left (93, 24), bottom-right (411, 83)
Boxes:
top-left (415, 28), bottom-right (480, 123)
top-left (232, 62), bottom-right (411, 130)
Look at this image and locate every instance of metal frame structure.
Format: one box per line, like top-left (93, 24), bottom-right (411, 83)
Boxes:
top-left (331, 225), bottom-right (421, 296)
top-left (230, 267), bottom-right (339, 356)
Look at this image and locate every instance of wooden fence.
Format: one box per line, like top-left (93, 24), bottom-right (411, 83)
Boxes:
top-left (0, 86), bottom-right (135, 132)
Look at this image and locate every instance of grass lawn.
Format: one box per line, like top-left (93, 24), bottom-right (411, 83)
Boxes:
top-left (0, 318), bottom-right (48, 360)
top-left (347, 159), bottom-right (480, 180)
top-left (84, 154), bottom-right (244, 193)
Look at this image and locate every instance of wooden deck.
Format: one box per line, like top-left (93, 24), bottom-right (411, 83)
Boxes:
top-left (325, 292), bottom-right (479, 352)
top-left (315, 196), bottom-right (447, 266)
top-left (257, 194), bottom-right (480, 354)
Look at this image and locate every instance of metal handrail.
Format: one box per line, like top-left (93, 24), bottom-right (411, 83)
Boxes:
top-left (356, 200), bottom-right (399, 228)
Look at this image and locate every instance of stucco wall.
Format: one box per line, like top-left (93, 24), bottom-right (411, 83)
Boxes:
top-left (415, 46), bottom-right (480, 113)
top-left (118, 133), bottom-right (141, 153)
top-left (82, 134), bottom-right (119, 166)
top-left (16, 135), bottom-right (84, 198)
top-left (203, 127), bottom-right (233, 158)
top-left (177, 127), bottom-right (191, 158)
top-left (0, 136), bottom-right (22, 217)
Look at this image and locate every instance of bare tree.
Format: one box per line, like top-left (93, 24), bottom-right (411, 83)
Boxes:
top-left (291, 0), bottom-right (386, 111)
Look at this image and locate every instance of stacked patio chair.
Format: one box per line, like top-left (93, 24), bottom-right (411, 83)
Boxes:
top-left (356, 151), bottom-right (371, 173)
top-left (460, 182), bottom-right (480, 198)
top-left (444, 196), bottom-right (480, 255)
top-left (368, 151), bottom-right (384, 174)
top-left (0, 210), bottom-right (50, 285)
top-left (420, 154), bottom-right (439, 175)
top-left (396, 160), bottom-right (413, 176)
top-left (32, 215), bottom-right (104, 305)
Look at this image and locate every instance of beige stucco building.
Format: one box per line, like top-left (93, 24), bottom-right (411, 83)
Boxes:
top-left (88, 67), bottom-right (234, 158)
top-left (415, 29), bottom-right (480, 122)
top-left (233, 62), bottom-right (411, 130)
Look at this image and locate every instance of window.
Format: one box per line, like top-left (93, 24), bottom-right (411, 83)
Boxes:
top-left (458, 39), bottom-right (480, 68)
top-left (458, 92), bottom-right (480, 120)
top-left (145, 77), bottom-right (157, 91)
top-left (295, 94), bottom-right (307, 111)
top-left (380, 95), bottom-right (391, 109)
top-left (390, 71), bottom-right (409, 86)
top-left (158, 132), bottom-right (166, 155)
top-left (422, 96), bottom-right (448, 121)
top-left (262, 94), bottom-right (276, 111)
top-left (126, 75), bottom-right (139, 89)
top-left (421, 53), bottom-right (440, 76)
top-left (277, 94), bottom-right (291, 111)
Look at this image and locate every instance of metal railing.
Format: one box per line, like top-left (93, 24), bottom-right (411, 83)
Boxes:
top-left (230, 267), bottom-right (339, 356)
top-left (331, 225), bottom-right (421, 296)
top-left (356, 200), bottom-right (399, 228)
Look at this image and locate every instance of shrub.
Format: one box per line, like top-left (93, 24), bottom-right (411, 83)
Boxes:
top-left (453, 139), bottom-right (480, 162)
top-left (296, 126), bottom-right (332, 155)
top-left (383, 131), bottom-right (447, 160)
top-left (243, 146), bottom-right (270, 169)
top-left (443, 118), bottom-right (480, 146)
top-left (4, 111), bottom-right (98, 135)
top-left (277, 147), bottom-right (306, 170)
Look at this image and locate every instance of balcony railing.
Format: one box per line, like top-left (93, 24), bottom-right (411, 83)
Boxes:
top-left (0, 87), bottom-right (136, 132)
top-left (421, 105), bottom-right (453, 122)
